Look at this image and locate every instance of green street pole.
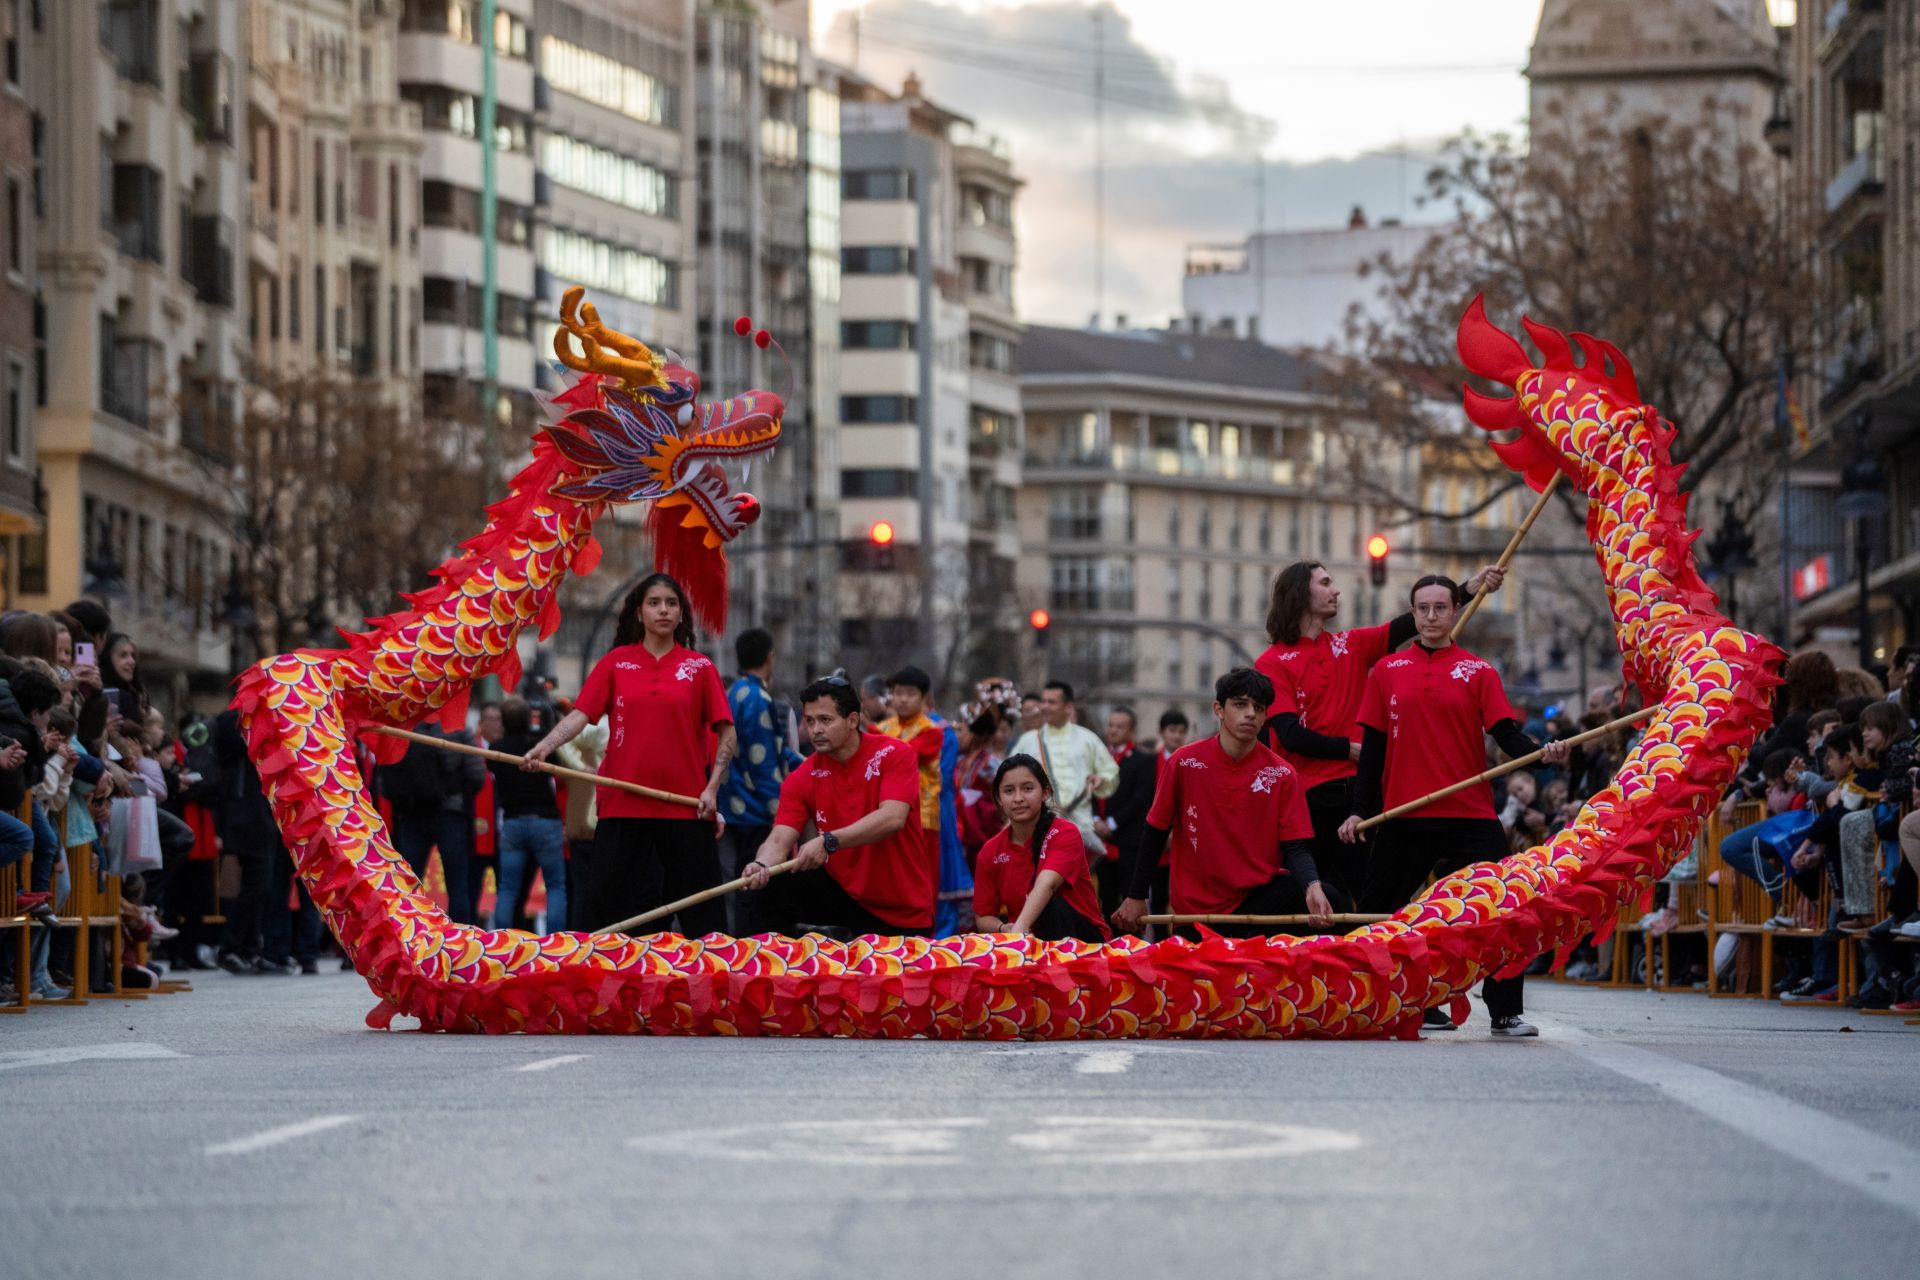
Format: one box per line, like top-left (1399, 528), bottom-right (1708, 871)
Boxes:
top-left (479, 0), bottom-right (500, 502)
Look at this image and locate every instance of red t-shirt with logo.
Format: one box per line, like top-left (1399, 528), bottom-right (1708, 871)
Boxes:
top-left (773, 731), bottom-right (933, 928)
top-left (1144, 736), bottom-right (1315, 915)
top-left (1356, 644), bottom-right (1518, 821)
top-left (1255, 621), bottom-right (1395, 790)
top-left (972, 818), bottom-right (1112, 939)
top-left (575, 643), bottom-right (731, 821)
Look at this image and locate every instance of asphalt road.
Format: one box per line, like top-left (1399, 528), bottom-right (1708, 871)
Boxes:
top-left (4, 968), bottom-right (1916, 1278)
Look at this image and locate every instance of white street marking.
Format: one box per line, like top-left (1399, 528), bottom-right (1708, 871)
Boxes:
top-left (205, 1115), bottom-right (357, 1158)
top-left (1007, 1117), bottom-right (1362, 1164)
top-left (514, 1054), bottom-right (589, 1073)
top-left (633, 1118), bottom-right (986, 1167)
top-left (0, 1043), bottom-right (184, 1072)
top-left (1540, 1020), bottom-right (1920, 1224)
top-left (1074, 1049), bottom-right (1136, 1074)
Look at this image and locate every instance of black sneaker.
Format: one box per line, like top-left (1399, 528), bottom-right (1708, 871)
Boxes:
top-left (1869, 910), bottom-right (1920, 939)
top-left (299, 959), bottom-right (320, 975)
top-left (217, 952), bottom-right (254, 975)
top-left (1847, 980), bottom-right (1894, 1010)
top-left (1422, 1007), bottom-right (1456, 1030)
top-left (1779, 976), bottom-right (1819, 1000)
top-left (252, 957), bottom-right (297, 976)
top-left (1771, 968), bottom-right (1810, 996)
top-left (1490, 1015), bottom-right (1539, 1037)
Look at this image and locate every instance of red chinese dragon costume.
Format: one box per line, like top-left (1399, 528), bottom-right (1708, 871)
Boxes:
top-left (232, 289), bottom-right (1781, 1037)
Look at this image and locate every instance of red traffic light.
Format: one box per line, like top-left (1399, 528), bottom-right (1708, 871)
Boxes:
top-left (1366, 534), bottom-right (1390, 560)
top-left (869, 520), bottom-right (896, 545)
top-left (1028, 608), bottom-right (1051, 630)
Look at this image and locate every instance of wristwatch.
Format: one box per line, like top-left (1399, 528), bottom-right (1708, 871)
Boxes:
top-left (821, 829), bottom-right (841, 856)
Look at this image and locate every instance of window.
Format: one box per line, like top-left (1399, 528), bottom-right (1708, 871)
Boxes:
top-left (1230, 567), bottom-right (1244, 622)
top-left (1048, 487), bottom-right (1102, 540)
top-left (5, 0), bottom-right (18, 87)
top-left (1259, 506), bottom-right (1272, 552)
top-left (841, 320), bottom-right (914, 350)
top-left (843, 169), bottom-right (914, 200)
top-left (539, 227), bottom-right (677, 306)
top-left (1198, 508), bottom-right (1211, 548)
top-left (1167, 560), bottom-right (1182, 614)
top-left (334, 142), bottom-right (346, 226)
top-left (110, 164), bottom-right (164, 262)
top-left (1319, 508), bottom-right (1331, 556)
top-left (540, 34), bottom-right (676, 125)
top-left (6, 358), bottom-right (26, 463)
top-left (840, 468), bottom-right (915, 498)
top-left (1197, 566), bottom-right (1213, 619)
top-left (389, 164), bottom-right (400, 246)
top-left (842, 245), bottom-right (915, 274)
top-left (540, 133), bottom-right (676, 217)
top-left (5, 176), bottom-right (20, 276)
top-left (101, 0), bottom-right (160, 86)
top-left (314, 265), bottom-right (325, 355)
top-left (288, 259), bottom-right (301, 341)
top-left (1168, 501), bottom-right (1181, 547)
top-left (840, 395), bottom-right (916, 424)
top-left (968, 330), bottom-right (1016, 375)
top-left (960, 182), bottom-right (1012, 230)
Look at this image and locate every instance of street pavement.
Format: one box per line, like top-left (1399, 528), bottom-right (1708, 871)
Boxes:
top-left (4, 965), bottom-right (1916, 1278)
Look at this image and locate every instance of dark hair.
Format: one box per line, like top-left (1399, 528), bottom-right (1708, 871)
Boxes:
top-left (1835, 695), bottom-right (1873, 725)
top-left (1761, 747), bottom-right (1797, 781)
top-left (800, 677), bottom-right (861, 718)
top-left (1043, 680), bottom-right (1075, 703)
top-left (887, 664), bottom-right (931, 694)
top-left (735, 627), bottom-right (774, 672)
top-left (992, 753), bottom-right (1057, 869)
top-left (1, 613), bottom-right (59, 664)
top-left (63, 600), bottom-right (112, 642)
top-left (1806, 708), bottom-right (1842, 733)
top-left (501, 697), bottom-right (532, 735)
top-left (613, 573), bottom-right (695, 650)
top-left (1782, 650), bottom-right (1839, 716)
top-left (1824, 724), bottom-right (1862, 758)
top-left (9, 669), bottom-right (60, 716)
top-left (1409, 574), bottom-right (1461, 607)
top-left (48, 707), bottom-right (78, 737)
top-left (101, 631), bottom-right (149, 720)
top-left (1108, 704), bottom-right (1137, 730)
top-left (1214, 667), bottom-right (1274, 707)
top-left (1859, 700), bottom-right (1906, 744)
top-left (968, 708), bottom-right (1000, 737)
top-left (1159, 708), bottom-right (1189, 731)
top-left (1021, 691), bottom-right (1042, 706)
top-left (1265, 560), bottom-right (1324, 645)
top-left (1895, 644), bottom-right (1918, 668)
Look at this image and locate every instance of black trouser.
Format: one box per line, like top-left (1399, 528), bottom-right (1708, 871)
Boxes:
top-left (219, 829), bottom-right (271, 961)
top-left (1183, 874), bottom-right (1354, 940)
top-left (262, 842), bottom-right (321, 965)
top-left (390, 807), bottom-right (474, 926)
top-left (1305, 777), bottom-right (1368, 901)
top-left (588, 817), bottom-right (725, 936)
top-left (1029, 893), bottom-right (1109, 943)
top-left (719, 824), bottom-right (773, 936)
top-left (1359, 816), bottom-right (1524, 1019)
top-left (737, 863), bottom-right (931, 939)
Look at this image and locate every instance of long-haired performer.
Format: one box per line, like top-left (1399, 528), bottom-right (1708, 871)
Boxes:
top-left (1338, 574), bottom-right (1569, 1036)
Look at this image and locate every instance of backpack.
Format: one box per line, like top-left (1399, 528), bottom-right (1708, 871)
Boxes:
top-left (378, 741), bottom-right (449, 812)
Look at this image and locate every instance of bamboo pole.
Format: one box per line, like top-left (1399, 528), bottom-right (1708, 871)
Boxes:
top-left (366, 724), bottom-right (700, 809)
top-left (1355, 703), bottom-right (1657, 832)
top-left (1141, 913), bottom-right (1390, 928)
top-left (603, 860), bottom-right (800, 934)
top-left (1452, 470), bottom-right (1564, 639)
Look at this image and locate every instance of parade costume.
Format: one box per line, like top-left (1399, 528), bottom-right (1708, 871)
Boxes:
top-left (233, 291), bottom-right (1783, 1039)
top-left (974, 817), bottom-right (1110, 944)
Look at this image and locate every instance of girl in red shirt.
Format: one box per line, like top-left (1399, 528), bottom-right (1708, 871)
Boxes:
top-left (525, 574), bottom-right (736, 935)
top-left (972, 754), bottom-right (1110, 942)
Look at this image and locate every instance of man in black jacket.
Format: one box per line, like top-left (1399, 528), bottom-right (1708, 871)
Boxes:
top-left (1094, 705), bottom-right (1158, 920)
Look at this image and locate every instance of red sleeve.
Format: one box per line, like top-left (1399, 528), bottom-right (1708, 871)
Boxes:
top-left (575, 651), bottom-right (616, 722)
top-left (1037, 821), bottom-right (1088, 879)
top-left (1256, 648), bottom-right (1299, 716)
top-left (1349, 622), bottom-right (1393, 665)
top-left (703, 662), bottom-right (733, 729)
top-left (773, 768), bottom-right (812, 832)
top-left (1145, 751), bottom-right (1179, 829)
top-left (1357, 670), bottom-right (1388, 732)
top-left (876, 740), bottom-right (920, 808)
top-left (1478, 668), bottom-right (1519, 731)
top-left (909, 728), bottom-right (943, 762)
top-left (1278, 772), bottom-right (1315, 843)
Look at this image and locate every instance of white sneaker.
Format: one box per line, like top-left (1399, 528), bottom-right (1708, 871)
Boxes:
top-left (1897, 919), bottom-right (1920, 939)
top-left (1490, 1015), bottom-right (1539, 1037)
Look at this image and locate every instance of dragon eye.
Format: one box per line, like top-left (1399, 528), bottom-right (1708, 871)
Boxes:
top-left (677, 404), bottom-right (693, 427)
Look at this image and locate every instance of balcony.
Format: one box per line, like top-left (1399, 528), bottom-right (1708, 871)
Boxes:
top-left (1026, 442), bottom-right (1316, 489)
top-left (101, 0), bottom-right (162, 88)
top-left (1820, 0), bottom-right (1885, 61)
top-left (101, 338), bottom-right (160, 429)
top-left (183, 215), bottom-right (236, 308)
top-left (1825, 141), bottom-right (1885, 215)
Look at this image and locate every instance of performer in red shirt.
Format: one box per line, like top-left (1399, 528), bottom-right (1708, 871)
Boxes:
top-left (1111, 668), bottom-right (1343, 939)
top-left (1339, 574), bottom-right (1570, 1036)
top-left (525, 574), bottom-right (735, 935)
top-left (740, 677), bottom-right (935, 936)
top-left (972, 754), bottom-right (1111, 942)
top-left (1256, 559), bottom-right (1506, 900)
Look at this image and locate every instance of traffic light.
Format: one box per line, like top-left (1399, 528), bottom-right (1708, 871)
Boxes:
top-left (1367, 533), bottom-right (1389, 588)
top-left (868, 520), bottom-right (895, 545)
top-left (866, 519), bottom-right (896, 569)
top-left (1029, 608), bottom-right (1051, 650)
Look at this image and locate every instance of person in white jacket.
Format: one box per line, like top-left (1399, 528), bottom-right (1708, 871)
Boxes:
top-left (1008, 681), bottom-right (1118, 855)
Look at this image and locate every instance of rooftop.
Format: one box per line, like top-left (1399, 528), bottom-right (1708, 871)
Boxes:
top-left (1020, 325), bottom-right (1327, 396)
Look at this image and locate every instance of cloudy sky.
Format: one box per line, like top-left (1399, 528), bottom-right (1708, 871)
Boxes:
top-left (810, 1), bottom-right (1793, 327)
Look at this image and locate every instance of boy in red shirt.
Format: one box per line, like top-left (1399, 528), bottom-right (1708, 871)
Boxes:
top-left (1338, 574), bottom-right (1570, 1036)
top-left (740, 678), bottom-right (935, 937)
top-left (1111, 668), bottom-right (1343, 939)
top-left (1255, 558), bottom-right (1506, 899)
top-left (972, 754), bottom-right (1110, 942)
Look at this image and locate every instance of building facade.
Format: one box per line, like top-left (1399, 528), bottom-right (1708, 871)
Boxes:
top-left (1018, 324), bottom-right (1409, 728)
top-left (833, 68), bottom-right (1022, 692)
top-left (27, 0), bottom-right (250, 688)
top-left (0, 0), bottom-right (40, 602)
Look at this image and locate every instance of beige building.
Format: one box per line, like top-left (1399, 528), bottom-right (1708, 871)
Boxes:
top-left (1018, 325), bottom-right (1415, 726)
top-left (832, 69), bottom-right (1023, 689)
top-left (27, 0), bottom-right (251, 688)
top-left (0, 0), bottom-right (41, 598)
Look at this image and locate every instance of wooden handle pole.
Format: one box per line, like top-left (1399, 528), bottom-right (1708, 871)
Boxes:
top-left (366, 724), bottom-right (701, 810)
top-left (1355, 703), bottom-right (1657, 832)
top-left (1452, 470), bottom-right (1564, 639)
top-left (603, 860), bottom-right (800, 934)
top-left (1141, 913), bottom-right (1391, 927)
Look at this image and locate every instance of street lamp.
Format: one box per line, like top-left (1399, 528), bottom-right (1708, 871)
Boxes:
top-left (1704, 498), bottom-right (1758, 626)
top-left (1835, 415), bottom-right (1888, 669)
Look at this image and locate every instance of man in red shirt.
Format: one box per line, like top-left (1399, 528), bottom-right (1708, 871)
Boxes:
top-left (1111, 668), bottom-right (1341, 939)
top-left (1338, 574), bottom-right (1570, 1036)
top-left (740, 677), bottom-right (935, 937)
top-left (1256, 558), bottom-right (1507, 899)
